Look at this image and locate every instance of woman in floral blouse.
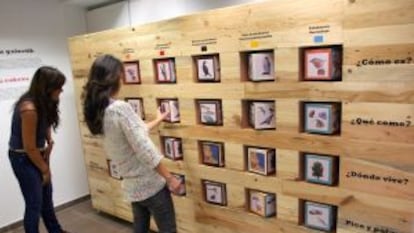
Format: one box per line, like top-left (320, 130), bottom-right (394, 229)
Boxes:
top-left (82, 54), bottom-right (181, 233)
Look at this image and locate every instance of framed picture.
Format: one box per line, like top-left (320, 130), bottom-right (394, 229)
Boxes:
top-left (197, 99), bottom-right (223, 125)
top-left (305, 154), bottom-right (338, 186)
top-left (304, 102), bottom-right (340, 135)
top-left (202, 180), bottom-right (227, 206)
top-left (171, 173), bottom-right (186, 196)
top-left (248, 52), bottom-right (274, 81)
top-left (155, 59), bottom-right (176, 83)
top-left (248, 189), bottom-right (276, 217)
top-left (123, 62), bottom-right (140, 84)
top-left (125, 97), bottom-right (145, 120)
top-left (107, 159), bottom-right (122, 180)
top-left (159, 99), bottom-right (180, 123)
top-left (247, 147), bottom-right (275, 175)
top-left (248, 101), bottom-right (275, 130)
top-left (304, 47), bottom-right (342, 81)
top-left (196, 55), bottom-right (220, 82)
top-left (304, 201), bottom-right (337, 232)
top-left (163, 137), bottom-right (183, 160)
top-left (200, 141), bottom-right (224, 167)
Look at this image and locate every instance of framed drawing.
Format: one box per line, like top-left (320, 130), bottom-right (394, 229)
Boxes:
top-left (123, 62), bottom-right (140, 84)
top-left (107, 159), bottom-right (122, 180)
top-left (246, 147), bottom-right (276, 175)
top-left (155, 58), bottom-right (176, 83)
top-left (125, 97), bottom-right (145, 120)
top-left (305, 154), bottom-right (338, 186)
top-left (197, 99), bottom-right (223, 125)
top-left (304, 201), bottom-right (337, 232)
top-left (304, 46), bottom-right (342, 81)
top-left (195, 55), bottom-right (220, 82)
top-left (248, 101), bottom-right (275, 130)
top-left (159, 99), bottom-right (180, 123)
top-left (304, 102), bottom-right (340, 135)
top-left (248, 189), bottom-right (276, 217)
top-left (202, 180), bottom-right (227, 206)
top-left (248, 52), bottom-right (274, 81)
top-left (163, 137), bottom-right (183, 160)
top-left (171, 173), bottom-right (186, 196)
top-left (200, 141), bottom-right (224, 167)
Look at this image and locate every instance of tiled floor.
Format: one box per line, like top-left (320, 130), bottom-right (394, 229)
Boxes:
top-left (4, 198), bottom-right (151, 233)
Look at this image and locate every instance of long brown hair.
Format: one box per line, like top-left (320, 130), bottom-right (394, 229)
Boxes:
top-left (82, 54), bottom-right (122, 135)
top-left (15, 66), bottom-right (66, 129)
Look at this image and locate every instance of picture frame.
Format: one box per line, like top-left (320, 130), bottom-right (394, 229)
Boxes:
top-left (304, 154), bottom-right (338, 186)
top-left (197, 99), bottom-right (223, 125)
top-left (304, 201), bottom-right (337, 232)
top-left (248, 52), bottom-right (274, 81)
top-left (171, 173), bottom-right (186, 196)
top-left (125, 97), bottom-right (145, 120)
top-left (155, 58), bottom-right (176, 83)
top-left (304, 47), bottom-right (342, 81)
top-left (200, 141), bottom-right (224, 167)
top-left (107, 159), bottom-right (122, 180)
top-left (159, 99), bottom-right (180, 123)
top-left (248, 189), bottom-right (276, 217)
top-left (246, 147), bottom-right (276, 175)
top-left (304, 102), bottom-right (340, 135)
top-left (202, 180), bottom-right (227, 206)
top-left (248, 101), bottom-right (276, 130)
top-left (123, 62), bottom-right (141, 84)
top-left (195, 55), bottom-right (220, 82)
top-left (163, 137), bottom-right (183, 160)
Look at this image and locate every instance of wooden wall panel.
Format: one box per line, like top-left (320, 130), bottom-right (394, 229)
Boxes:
top-left (68, 0), bottom-right (414, 232)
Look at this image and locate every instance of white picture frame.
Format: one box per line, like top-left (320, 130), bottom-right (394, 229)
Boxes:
top-left (304, 201), bottom-right (336, 232)
top-left (123, 62), bottom-right (140, 84)
top-left (249, 190), bottom-right (276, 217)
top-left (196, 55), bottom-right (220, 82)
top-left (203, 180), bottom-right (227, 206)
top-left (249, 101), bottom-right (275, 129)
top-left (198, 100), bottom-right (222, 125)
top-left (248, 52), bottom-right (274, 81)
top-left (304, 103), bottom-right (339, 135)
top-left (247, 147), bottom-right (276, 175)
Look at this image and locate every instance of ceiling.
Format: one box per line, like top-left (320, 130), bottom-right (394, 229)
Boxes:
top-left (61, 0), bottom-right (123, 10)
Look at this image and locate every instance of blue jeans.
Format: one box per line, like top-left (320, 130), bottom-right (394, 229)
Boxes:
top-left (9, 151), bottom-right (62, 233)
top-left (132, 186), bottom-right (176, 233)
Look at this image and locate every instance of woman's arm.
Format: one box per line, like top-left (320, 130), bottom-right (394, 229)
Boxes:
top-left (155, 162), bottom-right (182, 194)
top-left (146, 107), bottom-right (169, 130)
top-left (20, 101), bottom-right (50, 184)
top-left (44, 126), bottom-right (54, 163)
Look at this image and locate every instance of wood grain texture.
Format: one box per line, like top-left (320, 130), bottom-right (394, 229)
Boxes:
top-left (68, 0), bottom-right (414, 232)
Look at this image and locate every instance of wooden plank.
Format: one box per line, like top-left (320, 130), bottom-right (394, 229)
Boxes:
top-left (342, 102), bottom-right (414, 144)
top-left (340, 157), bottom-right (414, 201)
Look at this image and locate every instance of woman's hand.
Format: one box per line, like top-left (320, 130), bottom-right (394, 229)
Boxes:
top-left (44, 140), bottom-right (54, 164)
top-left (42, 169), bottom-right (51, 185)
top-left (166, 175), bottom-right (182, 195)
top-left (156, 107), bottom-right (169, 121)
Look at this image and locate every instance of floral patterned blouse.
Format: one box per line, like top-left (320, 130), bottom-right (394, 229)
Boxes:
top-left (103, 100), bottom-right (165, 202)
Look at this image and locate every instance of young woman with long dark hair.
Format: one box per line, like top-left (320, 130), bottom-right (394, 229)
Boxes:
top-left (82, 54), bottom-right (181, 233)
top-left (8, 66), bottom-right (70, 233)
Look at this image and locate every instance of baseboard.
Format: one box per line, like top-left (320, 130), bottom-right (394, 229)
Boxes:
top-left (0, 194), bottom-right (90, 233)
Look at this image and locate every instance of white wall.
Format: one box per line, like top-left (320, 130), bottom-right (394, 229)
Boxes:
top-left (0, 0), bottom-right (89, 228)
top-left (86, 0), bottom-right (266, 32)
top-left (86, 1), bottom-right (130, 32)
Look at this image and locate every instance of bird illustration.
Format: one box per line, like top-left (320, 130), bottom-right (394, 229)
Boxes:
top-left (202, 60), bottom-right (211, 77)
top-left (160, 63), bottom-right (167, 80)
top-left (126, 68), bottom-right (136, 81)
top-left (259, 107), bottom-right (274, 126)
top-left (310, 57), bottom-right (326, 75)
top-left (262, 56), bottom-right (271, 75)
